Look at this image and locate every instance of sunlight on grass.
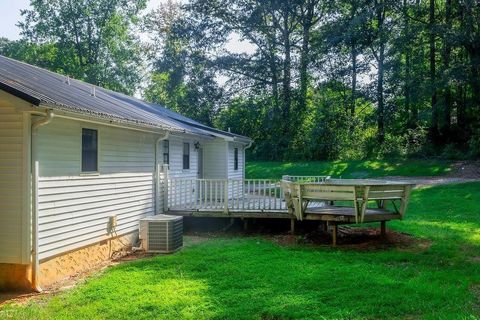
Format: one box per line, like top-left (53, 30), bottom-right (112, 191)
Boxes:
top-left (246, 159), bottom-right (452, 179)
top-left (1, 181), bottom-right (479, 319)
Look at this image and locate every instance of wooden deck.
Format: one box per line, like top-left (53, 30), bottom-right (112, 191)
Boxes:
top-left (167, 202), bottom-right (399, 222)
top-left (164, 176), bottom-right (413, 226)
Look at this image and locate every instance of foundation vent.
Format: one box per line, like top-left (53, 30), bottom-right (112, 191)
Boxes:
top-left (139, 215), bottom-right (183, 253)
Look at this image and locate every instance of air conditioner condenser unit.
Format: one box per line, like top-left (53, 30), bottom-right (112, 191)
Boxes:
top-left (139, 215), bottom-right (183, 253)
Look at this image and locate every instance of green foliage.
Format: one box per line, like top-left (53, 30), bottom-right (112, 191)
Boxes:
top-left (2, 0), bottom-right (480, 160)
top-left (2, 182), bottom-right (480, 319)
top-left (246, 159), bottom-right (452, 180)
top-left (1, 0), bottom-right (146, 95)
top-left (168, 0), bottom-right (480, 160)
top-left (142, 1), bottom-right (221, 126)
top-left (0, 38), bottom-right (59, 71)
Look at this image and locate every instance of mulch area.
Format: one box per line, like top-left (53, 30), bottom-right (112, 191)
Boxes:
top-left (269, 226), bottom-right (431, 252)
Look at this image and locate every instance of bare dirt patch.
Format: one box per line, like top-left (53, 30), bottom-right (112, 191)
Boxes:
top-left (269, 227), bottom-right (431, 252)
top-left (470, 256), bottom-right (480, 264)
top-left (0, 249), bottom-right (160, 307)
top-left (470, 283), bottom-right (480, 316)
top-left (448, 161), bottom-right (480, 179)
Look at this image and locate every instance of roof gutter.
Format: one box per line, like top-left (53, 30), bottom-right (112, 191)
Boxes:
top-left (31, 110), bottom-right (54, 292)
top-left (41, 107), bottom-right (171, 135)
top-left (38, 105), bottom-right (214, 140)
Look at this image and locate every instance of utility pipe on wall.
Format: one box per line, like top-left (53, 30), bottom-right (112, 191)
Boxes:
top-left (155, 132), bottom-right (169, 214)
top-left (30, 110), bottom-right (54, 292)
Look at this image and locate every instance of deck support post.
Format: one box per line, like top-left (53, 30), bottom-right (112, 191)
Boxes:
top-left (290, 218), bottom-right (295, 234)
top-left (322, 221), bottom-right (328, 232)
top-left (380, 221), bottom-right (386, 238)
top-left (243, 218), bottom-right (248, 231)
top-left (332, 223), bottom-right (338, 246)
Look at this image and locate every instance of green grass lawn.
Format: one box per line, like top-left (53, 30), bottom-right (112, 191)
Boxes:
top-left (246, 160), bottom-right (453, 179)
top-left (2, 181), bottom-right (480, 319)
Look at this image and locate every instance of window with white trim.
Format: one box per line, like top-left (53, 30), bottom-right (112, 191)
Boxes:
top-left (183, 142), bottom-right (190, 169)
top-left (163, 140), bottom-right (169, 165)
top-left (81, 128), bottom-right (98, 172)
top-left (234, 147), bottom-right (239, 171)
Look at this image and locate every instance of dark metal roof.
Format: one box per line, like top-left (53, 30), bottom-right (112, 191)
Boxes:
top-left (0, 55), bottom-right (251, 142)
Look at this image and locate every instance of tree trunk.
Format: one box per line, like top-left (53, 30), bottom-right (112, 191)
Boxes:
top-left (350, 1), bottom-right (358, 125)
top-left (299, 2), bottom-right (313, 118)
top-left (403, 0), bottom-right (413, 129)
top-left (461, 1), bottom-right (480, 138)
top-left (376, 0), bottom-right (385, 143)
top-left (429, 0), bottom-right (439, 143)
top-left (469, 51), bottom-right (480, 125)
top-left (351, 43), bottom-right (357, 119)
top-left (377, 43), bottom-right (385, 144)
top-left (441, 0), bottom-right (452, 139)
top-left (457, 82), bottom-right (467, 141)
top-left (281, 8), bottom-right (292, 154)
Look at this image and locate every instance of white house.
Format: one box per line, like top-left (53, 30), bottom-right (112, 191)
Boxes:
top-left (0, 55), bottom-right (251, 291)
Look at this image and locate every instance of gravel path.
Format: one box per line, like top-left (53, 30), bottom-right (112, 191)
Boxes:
top-left (379, 161), bottom-right (480, 186)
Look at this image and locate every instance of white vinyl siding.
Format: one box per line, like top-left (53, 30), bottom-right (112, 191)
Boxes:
top-left (0, 105), bottom-right (28, 263)
top-left (37, 173), bottom-right (154, 259)
top-left (36, 118), bottom-right (156, 260)
top-left (167, 135), bottom-right (197, 179)
top-left (227, 142), bottom-right (244, 179)
top-left (165, 136), bottom-right (198, 208)
top-left (202, 139), bottom-right (227, 179)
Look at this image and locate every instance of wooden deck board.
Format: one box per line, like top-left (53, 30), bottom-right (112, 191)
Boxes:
top-left (304, 205), bottom-right (401, 223)
top-left (166, 204), bottom-right (400, 223)
top-left (166, 210), bottom-right (293, 219)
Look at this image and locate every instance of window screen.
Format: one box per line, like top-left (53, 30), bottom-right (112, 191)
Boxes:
top-left (163, 140), bottom-right (169, 165)
top-left (82, 128), bottom-right (98, 172)
top-left (183, 142), bottom-right (190, 169)
top-left (234, 148), bottom-right (239, 171)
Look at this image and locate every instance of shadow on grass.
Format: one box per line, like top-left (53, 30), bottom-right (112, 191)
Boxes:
top-left (246, 159), bottom-right (452, 180)
top-left (2, 182), bottom-right (480, 320)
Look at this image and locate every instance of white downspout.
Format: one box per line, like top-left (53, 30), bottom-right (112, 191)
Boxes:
top-left (31, 110), bottom-right (54, 292)
top-left (155, 132), bottom-right (170, 214)
top-left (243, 141), bottom-right (253, 180)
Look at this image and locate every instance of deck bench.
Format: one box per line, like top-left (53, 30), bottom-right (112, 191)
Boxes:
top-left (281, 178), bottom-right (414, 244)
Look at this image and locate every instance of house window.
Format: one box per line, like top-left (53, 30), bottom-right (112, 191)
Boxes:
top-left (183, 142), bottom-right (190, 169)
top-left (234, 148), bottom-right (239, 171)
top-left (163, 140), bottom-right (169, 165)
top-left (82, 128), bottom-right (98, 172)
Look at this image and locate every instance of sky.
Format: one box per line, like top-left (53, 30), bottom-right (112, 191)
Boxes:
top-left (0, 0), bottom-right (254, 54)
top-left (0, 0), bottom-right (166, 40)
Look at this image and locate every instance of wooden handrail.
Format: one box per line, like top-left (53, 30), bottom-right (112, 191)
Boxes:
top-left (166, 178), bottom-right (286, 212)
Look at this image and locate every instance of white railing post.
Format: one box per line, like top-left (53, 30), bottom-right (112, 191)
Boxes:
top-left (224, 179), bottom-right (229, 214)
top-left (155, 163), bottom-right (161, 214)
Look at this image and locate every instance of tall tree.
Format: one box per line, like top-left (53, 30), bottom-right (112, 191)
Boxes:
top-left (429, 0), bottom-right (440, 142)
top-left (143, 0), bottom-right (222, 125)
top-left (440, 0), bottom-right (452, 138)
top-left (369, 0), bottom-right (390, 143)
top-left (16, 0), bottom-right (146, 94)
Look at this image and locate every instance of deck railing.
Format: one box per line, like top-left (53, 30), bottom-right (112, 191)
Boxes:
top-left (167, 178), bottom-right (286, 212)
top-left (282, 175), bottom-right (330, 183)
